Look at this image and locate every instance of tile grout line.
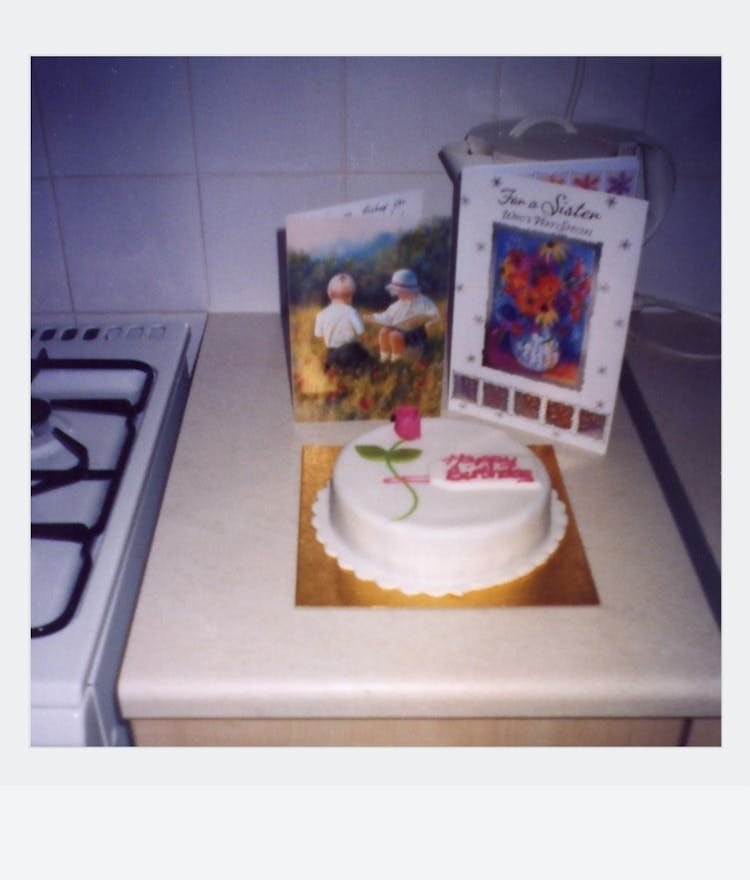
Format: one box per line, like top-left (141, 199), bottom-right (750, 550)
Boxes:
top-left (185, 57), bottom-right (212, 314)
top-left (31, 62), bottom-right (77, 319)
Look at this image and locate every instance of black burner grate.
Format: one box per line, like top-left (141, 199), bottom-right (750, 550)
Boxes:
top-left (30, 349), bottom-right (155, 637)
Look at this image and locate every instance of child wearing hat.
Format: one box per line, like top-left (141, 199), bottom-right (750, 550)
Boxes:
top-left (314, 273), bottom-right (369, 371)
top-left (366, 268), bottom-right (440, 363)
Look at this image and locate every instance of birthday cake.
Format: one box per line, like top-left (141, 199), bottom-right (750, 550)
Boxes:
top-left (312, 413), bottom-right (567, 596)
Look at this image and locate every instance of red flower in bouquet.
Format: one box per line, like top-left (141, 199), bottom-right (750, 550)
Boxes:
top-left (493, 236), bottom-right (594, 374)
top-left (503, 268), bottom-right (530, 295)
top-left (535, 272), bottom-right (562, 300)
top-left (516, 287), bottom-right (545, 317)
top-left (501, 249), bottom-right (528, 275)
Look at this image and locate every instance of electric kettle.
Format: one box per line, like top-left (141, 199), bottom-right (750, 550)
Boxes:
top-left (440, 115), bottom-right (676, 241)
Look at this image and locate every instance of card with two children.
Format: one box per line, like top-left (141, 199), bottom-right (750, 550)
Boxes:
top-left (284, 191), bottom-right (451, 421)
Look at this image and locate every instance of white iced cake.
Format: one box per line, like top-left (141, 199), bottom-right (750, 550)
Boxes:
top-left (312, 416), bottom-right (567, 595)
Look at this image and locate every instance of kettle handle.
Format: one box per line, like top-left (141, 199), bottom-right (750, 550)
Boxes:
top-left (635, 136), bottom-right (677, 242)
top-left (509, 115), bottom-right (579, 139)
top-left (509, 116), bottom-right (675, 242)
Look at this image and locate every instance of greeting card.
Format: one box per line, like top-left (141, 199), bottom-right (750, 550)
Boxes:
top-left (448, 165), bottom-right (648, 452)
top-left (285, 192), bottom-right (451, 422)
top-left (485, 154), bottom-right (640, 196)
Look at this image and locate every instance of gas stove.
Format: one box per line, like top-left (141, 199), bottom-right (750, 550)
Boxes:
top-left (30, 314), bottom-right (205, 745)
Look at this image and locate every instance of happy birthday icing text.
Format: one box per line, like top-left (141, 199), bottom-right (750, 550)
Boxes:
top-left (443, 454), bottom-right (535, 483)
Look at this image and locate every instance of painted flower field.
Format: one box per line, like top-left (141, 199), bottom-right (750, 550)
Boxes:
top-left (289, 301), bottom-right (447, 421)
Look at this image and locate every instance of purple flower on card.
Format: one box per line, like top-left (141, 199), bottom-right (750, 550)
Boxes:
top-left (606, 172), bottom-right (634, 195)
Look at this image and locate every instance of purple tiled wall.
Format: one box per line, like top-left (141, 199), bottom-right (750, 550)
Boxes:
top-left (31, 56), bottom-right (721, 316)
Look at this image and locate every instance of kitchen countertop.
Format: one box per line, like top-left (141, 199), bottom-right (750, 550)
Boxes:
top-left (625, 311), bottom-right (720, 565)
top-left (622, 308), bottom-right (721, 625)
top-left (118, 313), bottom-right (720, 725)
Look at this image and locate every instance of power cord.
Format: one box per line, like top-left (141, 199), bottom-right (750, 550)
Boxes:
top-left (564, 58), bottom-right (585, 122)
top-left (629, 292), bottom-right (721, 361)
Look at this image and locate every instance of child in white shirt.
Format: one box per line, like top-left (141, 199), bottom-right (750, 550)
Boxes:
top-left (314, 273), bottom-right (369, 371)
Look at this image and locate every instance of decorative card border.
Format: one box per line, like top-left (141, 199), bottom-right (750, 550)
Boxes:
top-left (448, 165), bottom-right (648, 453)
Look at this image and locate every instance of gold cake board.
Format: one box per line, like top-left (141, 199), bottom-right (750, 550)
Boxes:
top-left (296, 445), bottom-right (599, 608)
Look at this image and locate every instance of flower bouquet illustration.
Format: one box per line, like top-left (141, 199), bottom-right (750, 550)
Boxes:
top-left (482, 226), bottom-right (601, 389)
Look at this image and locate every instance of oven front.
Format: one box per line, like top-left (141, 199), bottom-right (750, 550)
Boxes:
top-left (30, 318), bottom-right (196, 745)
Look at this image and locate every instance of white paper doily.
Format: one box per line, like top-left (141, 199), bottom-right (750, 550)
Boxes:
top-left (311, 485), bottom-right (568, 597)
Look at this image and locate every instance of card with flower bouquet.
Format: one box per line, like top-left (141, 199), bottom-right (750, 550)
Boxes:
top-left (285, 191), bottom-right (451, 421)
top-left (448, 164), bottom-right (648, 452)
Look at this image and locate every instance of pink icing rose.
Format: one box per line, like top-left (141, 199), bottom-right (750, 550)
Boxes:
top-left (393, 406), bottom-right (421, 440)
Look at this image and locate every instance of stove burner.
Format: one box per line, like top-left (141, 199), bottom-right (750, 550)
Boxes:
top-left (31, 396), bottom-right (51, 429)
top-left (31, 396), bottom-right (59, 451)
top-left (31, 350), bottom-right (155, 638)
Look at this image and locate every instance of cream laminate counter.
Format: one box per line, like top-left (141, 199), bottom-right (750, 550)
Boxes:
top-left (623, 309), bottom-right (721, 568)
top-left (118, 313), bottom-right (721, 746)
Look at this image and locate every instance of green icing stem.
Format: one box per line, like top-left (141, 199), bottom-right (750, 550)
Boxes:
top-left (386, 439), bottom-right (419, 521)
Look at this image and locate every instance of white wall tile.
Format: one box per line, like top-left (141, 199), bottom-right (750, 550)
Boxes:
top-left (571, 57), bottom-right (652, 129)
top-left (346, 58), bottom-right (497, 172)
top-left (200, 173), bottom-right (346, 312)
top-left (191, 57), bottom-right (345, 173)
top-left (498, 57), bottom-right (579, 119)
top-left (31, 179), bottom-right (71, 312)
top-left (29, 56), bottom-right (722, 318)
top-left (646, 58), bottom-right (721, 175)
top-left (54, 176), bottom-right (207, 312)
top-left (31, 88), bottom-right (49, 178)
top-left (33, 57), bottom-right (195, 176)
top-left (636, 175), bottom-right (721, 313)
